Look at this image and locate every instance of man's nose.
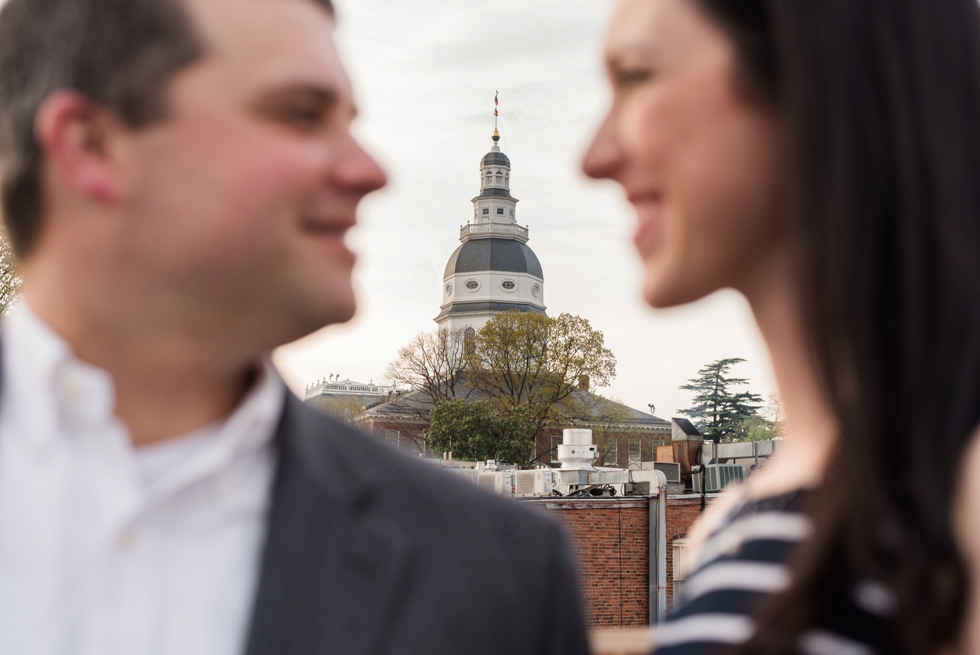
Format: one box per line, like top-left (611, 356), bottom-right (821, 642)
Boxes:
top-left (334, 133), bottom-right (388, 196)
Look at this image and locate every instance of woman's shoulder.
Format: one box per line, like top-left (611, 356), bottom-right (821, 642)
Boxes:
top-left (683, 484), bottom-right (810, 574)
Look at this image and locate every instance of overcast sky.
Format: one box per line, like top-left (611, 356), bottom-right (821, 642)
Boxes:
top-left (271, 0), bottom-right (778, 418)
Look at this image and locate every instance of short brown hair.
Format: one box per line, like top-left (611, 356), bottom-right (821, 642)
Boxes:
top-left (0, 0), bottom-right (334, 257)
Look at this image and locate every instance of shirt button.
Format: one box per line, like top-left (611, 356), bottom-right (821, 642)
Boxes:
top-left (60, 375), bottom-right (86, 402)
top-left (118, 529), bottom-right (139, 551)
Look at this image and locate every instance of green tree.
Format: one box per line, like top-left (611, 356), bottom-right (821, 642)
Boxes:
top-left (427, 398), bottom-right (535, 465)
top-left (467, 311), bottom-right (617, 435)
top-left (735, 414), bottom-right (778, 442)
top-left (678, 358), bottom-right (763, 442)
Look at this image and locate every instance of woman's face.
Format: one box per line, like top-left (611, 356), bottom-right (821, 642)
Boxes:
top-left (583, 0), bottom-right (787, 309)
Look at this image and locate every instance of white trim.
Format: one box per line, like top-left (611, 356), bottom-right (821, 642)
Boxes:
top-left (681, 562), bottom-right (791, 604)
top-left (655, 614), bottom-right (754, 647)
top-left (695, 512), bottom-right (812, 570)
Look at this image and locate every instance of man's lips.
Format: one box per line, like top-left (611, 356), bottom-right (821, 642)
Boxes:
top-left (299, 216), bottom-right (356, 236)
top-left (299, 216), bottom-right (357, 263)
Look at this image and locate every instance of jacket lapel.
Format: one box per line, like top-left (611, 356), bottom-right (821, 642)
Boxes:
top-left (245, 394), bottom-right (416, 655)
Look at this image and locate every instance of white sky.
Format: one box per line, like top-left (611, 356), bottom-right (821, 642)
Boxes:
top-left (273, 0), bottom-right (779, 418)
top-left (0, 0), bottom-right (775, 417)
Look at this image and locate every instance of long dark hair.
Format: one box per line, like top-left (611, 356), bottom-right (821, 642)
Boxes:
top-left (692, 0), bottom-right (980, 653)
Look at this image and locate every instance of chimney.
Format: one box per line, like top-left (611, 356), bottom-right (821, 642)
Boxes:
top-left (578, 375), bottom-right (590, 392)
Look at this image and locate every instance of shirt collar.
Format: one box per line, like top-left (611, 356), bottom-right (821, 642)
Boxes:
top-left (1, 300), bottom-right (286, 496)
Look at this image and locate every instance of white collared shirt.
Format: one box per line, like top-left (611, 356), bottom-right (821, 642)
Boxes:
top-left (0, 303), bottom-right (285, 655)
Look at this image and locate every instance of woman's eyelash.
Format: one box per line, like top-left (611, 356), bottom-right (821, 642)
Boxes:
top-left (616, 68), bottom-right (653, 87)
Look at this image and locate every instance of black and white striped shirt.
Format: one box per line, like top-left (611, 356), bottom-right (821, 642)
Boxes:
top-left (656, 490), bottom-right (890, 655)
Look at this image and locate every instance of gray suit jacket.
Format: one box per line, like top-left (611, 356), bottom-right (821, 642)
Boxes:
top-left (244, 393), bottom-right (591, 655)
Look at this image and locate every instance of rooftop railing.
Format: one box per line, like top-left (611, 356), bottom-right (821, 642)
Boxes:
top-left (460, 222), bottom-right (529, 243)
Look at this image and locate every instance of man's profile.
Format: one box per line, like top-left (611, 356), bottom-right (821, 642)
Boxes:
top-left (0, 0), bottom-right (590, 653)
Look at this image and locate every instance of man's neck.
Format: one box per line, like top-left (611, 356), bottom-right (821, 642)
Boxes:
top-left (22, 289), bottom-right (261, 447)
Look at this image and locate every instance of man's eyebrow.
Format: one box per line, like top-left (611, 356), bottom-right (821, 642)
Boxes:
top-left (250, 83), bottom-right (360, 120)
top-left (251, 83), bottom-right (341, 107)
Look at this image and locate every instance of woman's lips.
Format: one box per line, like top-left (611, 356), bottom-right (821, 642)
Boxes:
top-left (630, 193), bottom-right (663, 253)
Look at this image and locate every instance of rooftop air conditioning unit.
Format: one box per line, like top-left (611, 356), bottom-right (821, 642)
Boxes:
top-left (692, 464), bottom-right (746, 493)
top-left (653, 462), bottom-right (681, 484)
top-left (514, 470), bottom-right (556, 497)
top-left (478, 472), bottom-right (515, 496)
top-left (514, 471), bottom-right (536, 497)
top-left (478, 473), bottom-right (497, 494)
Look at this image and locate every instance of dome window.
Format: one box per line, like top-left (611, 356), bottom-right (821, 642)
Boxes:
top-left (482, 208), bottom-right (490, 216)
top-left (496, 207), bottom-right (504, 215)
top-left (445, 284), bottom-right (452, 295)
top-left (532, 284), bottom-right (541, 297)
top-left (465, 279), bottom-right (480, 291)
top-left (501, 280), bottom-right (516, 291)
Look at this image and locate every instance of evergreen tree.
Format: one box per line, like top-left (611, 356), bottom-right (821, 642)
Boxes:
top-left (678, 358), bottom-right (763, 442)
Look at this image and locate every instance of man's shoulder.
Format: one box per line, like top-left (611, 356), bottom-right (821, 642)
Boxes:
top-left (281, 395), bottom-right (563, 542)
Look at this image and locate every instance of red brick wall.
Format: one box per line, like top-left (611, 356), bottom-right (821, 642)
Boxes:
top-left (665, 497), bottom-right (707, 612)
top-left (520, 495), bottom-right (713, 627)
top-left (523, 498), bottom-right (651, 628)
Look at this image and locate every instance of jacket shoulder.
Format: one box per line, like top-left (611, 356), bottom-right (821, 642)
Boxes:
top-left (285, 397), bottom-right (563, 538)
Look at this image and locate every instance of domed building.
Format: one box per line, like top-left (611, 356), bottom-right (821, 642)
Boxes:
top-left (435, 128), bottom-right (546, 332)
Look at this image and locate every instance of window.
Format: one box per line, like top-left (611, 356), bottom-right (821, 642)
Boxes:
top-left (465, 279), bottom-right (479, 291)
top-left (532, 284), bottom-right (541, 297)
top-left (411, 432), bottom-right (427, 456)
top-left (510, 209), bottom-right (514, 217)
top-left (445, 283), bottom-right (452, 295)
top-left (386, 430), bottom-right (400, 449)
top-left (551, 435), bottom-right (563, 462)
top-left (464, 327), bottom-right (476, 340)
top-left (602, 440), bottom-right (618, 466)
top-left (496, 207), bottom-right (504, 215)
top-left (501, 280), bottom-right (516, 291)
top-left (672, 538), bottom-right (691, 608)
top-left (482, 208), bottom-right (490, 216)
top-left (629, 439), bottom-right (641, 465)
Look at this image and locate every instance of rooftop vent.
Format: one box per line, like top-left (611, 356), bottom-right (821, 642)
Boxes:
top-left (557, 429), bottom-right (598, 470)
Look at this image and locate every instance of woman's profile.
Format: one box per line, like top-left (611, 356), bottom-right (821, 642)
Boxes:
top-left (584, 0), bottom-right (980, 653)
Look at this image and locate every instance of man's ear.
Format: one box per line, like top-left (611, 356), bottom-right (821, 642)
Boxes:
top-left (34, 91), bottom-right (128, 204)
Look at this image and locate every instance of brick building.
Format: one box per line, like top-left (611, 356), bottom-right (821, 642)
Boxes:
top-left (521, 494), bottom-right (718, 628)
top-left (352, 385), bottom-right (671, 466)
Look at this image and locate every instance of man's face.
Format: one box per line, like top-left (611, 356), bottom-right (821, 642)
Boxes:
top-left (121, 0), bottom-right (386, 347)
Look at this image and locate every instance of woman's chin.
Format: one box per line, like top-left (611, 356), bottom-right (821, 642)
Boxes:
top-left (643, 269), bottom-right (714, 309)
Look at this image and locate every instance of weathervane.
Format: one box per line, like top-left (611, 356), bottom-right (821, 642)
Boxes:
top-left (493, 91), bottom-right (500, 142)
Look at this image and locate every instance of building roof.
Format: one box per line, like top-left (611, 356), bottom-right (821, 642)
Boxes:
top-left (474, 187), bottom-right (513, 199)
top-left (359, 381), bottom-right (671, 431)
top-left (444, 238), bottom-right (544, 279)
top-left (671, 417), bottom-right (701, 435)
top-left (482, 151), bottom-right (511, 168)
